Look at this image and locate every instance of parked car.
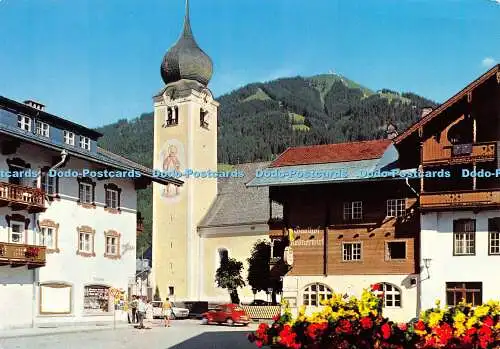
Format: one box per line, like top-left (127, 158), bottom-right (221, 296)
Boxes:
top-left (201, 303), bottom-right (250, 326)
top-left (183, 301), bottom-right (209, 319)
top-left (151, 301), bottom-right (190, 319)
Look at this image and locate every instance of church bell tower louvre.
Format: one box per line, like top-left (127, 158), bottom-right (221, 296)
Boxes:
top-left (152, 0), bottom-right (219, 301)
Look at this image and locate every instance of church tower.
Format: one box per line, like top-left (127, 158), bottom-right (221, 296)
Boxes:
top-left (152, 0), bottom-right (218, 301)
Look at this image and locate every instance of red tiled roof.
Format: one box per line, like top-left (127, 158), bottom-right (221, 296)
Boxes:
top-left (270, 139), bottom-right (392, 167)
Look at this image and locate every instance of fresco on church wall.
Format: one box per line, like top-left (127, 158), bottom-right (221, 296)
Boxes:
top-left (158, 139), bottom-right (185, 203)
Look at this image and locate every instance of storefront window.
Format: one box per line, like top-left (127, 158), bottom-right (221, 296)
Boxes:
top-left (84, 285), bottom-right (111, 313)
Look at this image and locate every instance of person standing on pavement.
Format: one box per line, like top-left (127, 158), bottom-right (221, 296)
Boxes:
top-left (137, 296), bottom-right (146, 329)
top-left (162, 297), bottom-right (172, 327)
top-left (130, 295), bottom-right (138, 323)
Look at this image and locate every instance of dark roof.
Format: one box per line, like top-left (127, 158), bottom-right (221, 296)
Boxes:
top-left (0, 116), bottom-right (182, 187)
top-left (270, 139), bottom-right (392, 167)
top-left (160, 0), bottom-right (213, 87)
top-left (198, 162), bottom-right (282, 228)
top-left (394, 64), bottom-right (500, 144)
top-left (0, 96), bottom-right (102, 140)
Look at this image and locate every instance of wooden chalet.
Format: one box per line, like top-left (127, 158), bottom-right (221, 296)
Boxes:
top-left (247, 138), bottom-right (421, 321)
top-left (393, 64), bottom-right (500, 310)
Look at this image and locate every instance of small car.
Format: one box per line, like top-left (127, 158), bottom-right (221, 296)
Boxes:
top-left (201, 303), bottom-right (250, 326)
top-left (151, 301), bottom-right (190, 319)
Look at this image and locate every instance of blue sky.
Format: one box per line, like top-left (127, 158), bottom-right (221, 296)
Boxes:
top-left (0, 0), bottom-right (499, 127)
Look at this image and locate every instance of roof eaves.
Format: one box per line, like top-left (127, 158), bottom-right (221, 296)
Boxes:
top-left (0, 127), bottom-right (182, 186)
top-left (394, 64), bottom-right (500, 144)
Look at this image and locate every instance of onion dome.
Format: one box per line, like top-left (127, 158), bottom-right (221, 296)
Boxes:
top-left (160, 0), bottom-right (213, 87)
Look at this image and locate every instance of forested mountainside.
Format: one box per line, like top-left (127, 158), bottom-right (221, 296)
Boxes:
top-left (95, 74), bottom-right (438, 251)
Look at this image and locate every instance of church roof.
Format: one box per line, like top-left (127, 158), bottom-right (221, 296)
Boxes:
top-left (198, 162), bottom-right (283, 228)
top-left (160, 0), bottom-right (213, 87)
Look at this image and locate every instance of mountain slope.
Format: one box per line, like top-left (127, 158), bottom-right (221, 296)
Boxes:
top-left (95, 74), bottom-right (438, 251)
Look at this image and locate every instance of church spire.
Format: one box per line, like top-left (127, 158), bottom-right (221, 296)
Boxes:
top-left (160, 0), bottom-right (213, 87)
top-left (182, 0), bottom-right (193, 39)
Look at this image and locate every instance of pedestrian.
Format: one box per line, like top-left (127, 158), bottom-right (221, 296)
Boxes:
top-left (130, 295), bottom-right (138, 324)
top-left (162, 297), bottom-right (172, 327)
top-left (137, 296), bottom-right (146, 329)
top-left (144, 299), bottom-right (154, 329)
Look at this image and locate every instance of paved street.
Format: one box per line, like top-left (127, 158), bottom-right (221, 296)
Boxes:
top-left (0, 320), bottom-right (259, 349)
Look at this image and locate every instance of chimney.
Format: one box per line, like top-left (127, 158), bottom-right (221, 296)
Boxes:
top-left (420, 107), bottom-right (433, 119)
top-left (24, 100), bottom-right (45, 112)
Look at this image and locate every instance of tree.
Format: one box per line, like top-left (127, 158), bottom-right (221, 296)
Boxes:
top-left (215, 257), bottom-right (245, 304)
top-left (247, 240), bottom-right (283, 304)
top-left (154, 286), bottom-right (161, 301)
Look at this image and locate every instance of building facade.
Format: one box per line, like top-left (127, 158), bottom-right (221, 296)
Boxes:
top-left (0, 97), bottom-right (180, 329)
top-left (247, 139), bottom-right (421, 322)
top-left (394, 64), bottom-right (500, 311)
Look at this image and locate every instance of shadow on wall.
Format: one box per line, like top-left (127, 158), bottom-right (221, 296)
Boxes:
top-left (169, 331), bottom-right (255, 349)
top-left (0, 268), bottom-right (33, 285)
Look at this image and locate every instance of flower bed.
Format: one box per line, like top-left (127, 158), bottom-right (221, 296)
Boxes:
top-left (247, 285), bottom-right (500, 349)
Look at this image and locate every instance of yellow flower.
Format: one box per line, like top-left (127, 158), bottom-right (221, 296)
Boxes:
top-left (428, 311), bottom-right (444, 327)
top-left (466, 316), bottom-right (478, 329)
top-left (435, 299), bottom-right (441, 308)
top-left (473, 304), bottom-right (490, 318)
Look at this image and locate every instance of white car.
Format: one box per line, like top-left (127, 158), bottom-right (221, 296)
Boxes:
top-left (151, 301), bottom-right (189, 319)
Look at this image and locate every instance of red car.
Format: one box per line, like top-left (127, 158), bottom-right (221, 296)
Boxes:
top-left (201, 303), bottom-right (250, 326)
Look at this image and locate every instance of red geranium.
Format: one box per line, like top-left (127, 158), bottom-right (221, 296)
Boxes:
top-left (306, 322), bottom-right (328, 341)
top-left (434, 323), bottom-right (453, 346)
top-left (397, 323), bottom-right (407, 331)
top-left (360, 316), bottom-right (373, 330)
top-left (371, 283), bottom-right (381, 292)
top-left (381, 323), bottom-right (392, 340)
top-left (335, 319), bottom-right (353, 335)
top-left (414, 320), bottom-right (426, 332)
top-left (483, 316), bottom-right (494, 328)
top-left (279, 325), bottom-right (300, 349)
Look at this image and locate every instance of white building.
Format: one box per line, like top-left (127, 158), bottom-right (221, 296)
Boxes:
top-left (0, 97), bottom-right (181, 329)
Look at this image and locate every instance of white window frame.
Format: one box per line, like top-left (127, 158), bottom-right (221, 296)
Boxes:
top-left (386, 199), bottom-right (406, 217)
top-left (489, 231), bottom-right (500, 255)
top-left (40, 226), bottom-right (55, 249)
top-left (80, 136), bottom-right (91, 150)
top-left (385, 240), bottom-right (407, 260)
top-left (79, 183), bottom-right (93, 203)
top-left (105, 189), bottom-right (118, 209)
top-left (63, 131), bottom-right (75, 146)
top-left (342, 242), bottom-right (362, 261)
top-left (453, 220), bottom-right (475, 256)
top-left (374, 283), bottom-right (402, 308)
top-left (35, 120), bottom-right (50, 137)
top-left (42, 173), bottom-right (55, 194)
top-left (302, 283), bottom-right (333, 306)
top-left (78, 232), bottom-right (93, 253)
top-left (10, 222), bottom-right (24, 244)
top-left (17, 115), bottom-right (32, 132)
top-left (343, 201), bottom-right (362, 220)
top-left (105, 236), bottom-right (118, 255)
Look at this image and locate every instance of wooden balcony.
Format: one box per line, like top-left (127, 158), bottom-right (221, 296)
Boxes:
top-left (0, 243), bottom-right (46, 269)
top-left (420, 189), bottom-right (500, 211)
top-left (0, 182), bottom-right (46, 213)
top-left (423, 141), bottom-right (497, 166)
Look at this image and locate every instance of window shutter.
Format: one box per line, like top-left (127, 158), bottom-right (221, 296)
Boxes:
top-left (78, 183), bottom-right (82, 203)
top-left (105, 189), bottom-right (109, 208)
